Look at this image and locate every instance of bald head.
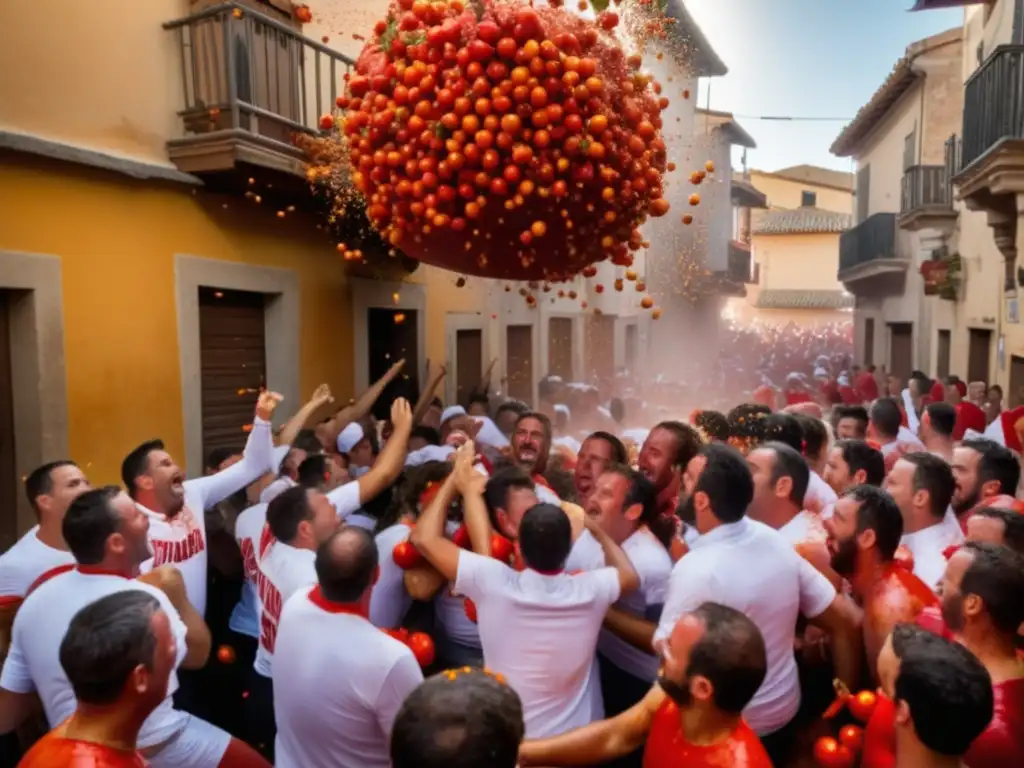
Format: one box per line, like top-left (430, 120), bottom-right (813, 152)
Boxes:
top-left (315, 526), bottom-right (378, 603)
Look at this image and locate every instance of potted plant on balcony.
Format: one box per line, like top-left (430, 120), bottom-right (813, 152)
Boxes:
top-left (920, 253), bottom-right (962, 300)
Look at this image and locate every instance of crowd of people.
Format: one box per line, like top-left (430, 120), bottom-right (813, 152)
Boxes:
top-left (0, 347), bottom-right (1020, 768)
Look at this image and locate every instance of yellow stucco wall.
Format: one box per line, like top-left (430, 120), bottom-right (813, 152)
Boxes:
top-left (748, 173), bottom-right (853, 215)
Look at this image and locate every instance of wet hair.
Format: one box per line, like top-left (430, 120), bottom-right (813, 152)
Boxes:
top-left (60, 591), bottom-right (161, 706)
top-left (869, 398), bottom-right (902, 440)
top-left (62, 486), bottom-right (124, 566)
top-left (602, 464), bottom-right (671, 549)
top-left (844, 485), bottom-right (903, 560)
top-left (762, 442), bottom-right (809, 508)
top-left (960, 438), bottom-right (1020, 497)
top-left (694, 444), bottom-right (754, 525)
top-left (410, 425), bottom-right (442, 447)
top-left (684, 603), bottom-right (767, 715)
top-left (315, 527), bottom-right (379, 603)
top-left (726, 404), bottom-right (771, 443)
top-left (762, 413), bottom-right (803, 453)
top-left (959, 542), bottom-right (1024, 634)
top-left (890, 624), bottom-right (993, 757)
top-left (391, 669), bottom-right (524, 768)
top-left (120, 440), bottom-right (165, 499)
top-left (924, 402), bottom-right (956, 438)
top-left (832, 405), bottom-right (869, 438)
top-left (900, 452), bottom-right (956, 520)
top-left (266, 485), bottom-right (314, 543)
top-left (794, 414), bottom-right (829, 462)
top-left (652, 421), bottom-right (704, 471)
top-left (204, 447), bottom-right (239, 473)
top-left (582, 431), bottom-right (629, 465)
top-left (694, 411), bottom-right (730, 442)
top-left (971, 506), bottom-right (1024, 554)
top-left (834, 440), bottom-right (885, 486)
top-left (518, 503), bottom-right (571, 572)
top-left (24, 460), bottom-right (78, 515)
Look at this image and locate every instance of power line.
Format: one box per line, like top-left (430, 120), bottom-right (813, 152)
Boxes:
top-left (730, 115), bottom-right (853, 122)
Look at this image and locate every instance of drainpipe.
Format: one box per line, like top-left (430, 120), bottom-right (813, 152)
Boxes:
top-left (1015, 0), bottom-right (1024, 45)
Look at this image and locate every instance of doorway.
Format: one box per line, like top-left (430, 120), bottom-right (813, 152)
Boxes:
top-left (506, 325), bottom-right (534, 405)
top-left (455, 329), bottom-right (483, 407)
top-left (864, 318), bottom-right (875, 366)
top-left (967, 328), bottom-right (992, 384)
top-left (548, 318), bottom-right (573, 380)
top-left (198, 287), bottom-right (268, 459)
top-left (587, 315), bottom-right (615, 381)
top-left (0, 292), bottom-right (16, 550)
top-left (936, 330), bottom-right (951, 380)
top-left (1011, 356), bottom-right (1024, 408)
top-left (367, 308), bottom-right (420, 419)
top-left (888, 323), bottom-right (912, 381)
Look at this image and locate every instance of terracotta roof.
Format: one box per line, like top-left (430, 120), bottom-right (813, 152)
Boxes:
top-left (830, 27), bottom-right (962, 157)
top-left (755, 290), bottom-right (854, 310)
top-left (752, 207), bottom-right (853, 235)
top-left (697, 109), bottom-right (757, 148)
top-left (757, 165), bottom-right (855, 192)
top-left (662, 0), bottom-right (728, 77)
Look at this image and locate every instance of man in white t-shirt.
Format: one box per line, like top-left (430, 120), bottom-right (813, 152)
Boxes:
top-left (411, 443), bottom-right (640, 738)
top-left (274, 527), bottom-right (423, 768)
top-left (0, 461), bottom-right (90, 652)
top-left (0, 486), bottom-right (269, 767)
top-left (747, 443), bottom-right (825, 548)
top-left (656, 443), bottom-right (860, 766)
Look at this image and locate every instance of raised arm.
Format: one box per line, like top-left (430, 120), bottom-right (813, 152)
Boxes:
top-left (582, 515), bottom-right (640, 594)
top-left (325, 360), bottom-right (406, 442)
top-left (453, 441), bottom-right (491, 556)
top-left (185, 391), bottom-right (281, 509)
top-left (411, 361), bottom-right (446, 425)
top-left (276, 384), bottom-right (334, 447)
top-left (603, 606), bottom-right (657, 654)
top-left (137, 566), bottom-right (212, 670)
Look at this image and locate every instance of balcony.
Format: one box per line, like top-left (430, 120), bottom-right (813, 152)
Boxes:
top-left (164, 3), bottom-right (352, 181)
top-left (899, 164), bottom-right (955, 232)
top-left (838, 212), bottom-right (907, 292)
top-left (714, 241), bottom-right (753, 297)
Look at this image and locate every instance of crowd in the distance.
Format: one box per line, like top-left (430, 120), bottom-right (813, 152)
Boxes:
top-left (0, 353), bottom-right (1020, 768)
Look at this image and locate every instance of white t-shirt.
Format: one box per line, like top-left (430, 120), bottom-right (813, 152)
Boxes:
top-left (231, 502), bottom-right (273, 639)
top-left (273, 587), bottom-right (423, 768)
top-left (655, 518), bottom-right (836, 735)
top-left (900, 509), bottom-right (965, 592)
top-left (254, 542), bottom-right (317, 677)
top-left (572, 529), bottom-right (672, 682)
top-left (805, 471), bottom-right (837, 513)
top-left (369, 523), bottom-right (413, 629)
top-left (0, 527), bottom-right (76, 604)
top-left (454, 550), bottom-right (621, 738)
top-left (0, 569), bottom-right (189, 747)
top-left (140, 417), bottom-right (276, 617)
top-left (777, 511), bottom-right (827, 548)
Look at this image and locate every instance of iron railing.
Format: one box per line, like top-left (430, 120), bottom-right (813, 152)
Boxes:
top-left (839, 212), bottom-right (899, 273)
top-left (727, 245), bottom-right (751, 284)
top-left (960, 44), bottom-right (1024, 171)
top-left (164, 2), bottom-right (353, 150)
top-left (900, 165), bottom-right (952, 214)
top-left (945, 133), bottom-right (961, 179)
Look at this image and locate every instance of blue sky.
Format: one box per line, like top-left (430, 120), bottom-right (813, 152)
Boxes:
top-left (684, 0), bottom-right (964, 173)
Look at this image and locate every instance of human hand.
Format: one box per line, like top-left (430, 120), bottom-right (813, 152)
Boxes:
top-left (255, 390), bottom-right (284, 421)
top-left (391, 397), bottom-right (413, 433)
top-left (311, 383), bottom-right (333, 407)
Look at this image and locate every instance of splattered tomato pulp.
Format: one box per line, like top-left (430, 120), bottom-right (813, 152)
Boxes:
top-left (334, 0), bottom-right (669, 280)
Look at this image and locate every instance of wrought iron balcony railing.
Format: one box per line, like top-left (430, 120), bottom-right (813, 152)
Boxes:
top-left (960, 44), bottom-right (1024, 172)
top-left (900, 164), bottom-right (952, 216)
top-left (839, 212), bottom-right (899, 274)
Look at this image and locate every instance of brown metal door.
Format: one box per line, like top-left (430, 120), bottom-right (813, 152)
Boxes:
top-left (888, 323), bottom-right (912, 381)
top-left (967, 328), bottom-right (992, 384)
top-left (199, 287), bottom-right (267, 458)
top-left (455, 329), bottom-right (483, 407)
top-left (587, 315), bottom-right (615, 382)
top-left (1011, 356), bottom-right (1024, 408)
top-left (548, 318), bottom-right (573, 380)
top-left (506, 325), bottom-right (534, 405)
top-left (0, 293), bottom-right (16, 550)
top-left (936, 330), bottom-right (951, 380)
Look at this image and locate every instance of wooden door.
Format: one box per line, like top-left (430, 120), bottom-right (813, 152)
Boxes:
top-left (367, 307), bottom-right (420, 420)
top-left (936, 330), bottom-right (951, 380)
top-left (0, 292), bottom-right (16, 550)
top-left (1010, 356), bottom-right (1024, 408)
top-left (967, 328), bottom-right (992, 384)
top-left (455, 329), bottom-right (483, 407)
top-left (506, 325), bottom-right (534, 405)
top-left (587, 315), bottom-right (615, 382)
top-left (864, 318), bottom-right (875, 366)
top-left (548, 318), bottom-right (573, 380)
top-left (198, 287), bottom-right (267, 458)
top-left (888, 323), bottom-right (912, 381)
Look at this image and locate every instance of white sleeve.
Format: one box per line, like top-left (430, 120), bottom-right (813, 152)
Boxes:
top-left (0, 616), bottom-right (35, 694)
top-left (183, 417), bottom-right (275, 509)
top-left (326, 480), bottom-right (362, 520)
top-left (653, 560), bottom-right (709, 645)
top-left (453, 550), bottom-right (508, 602)
top-left (642, 560), bottom-right (671, 607)
top-left (137, 583), bottom-right (190, 670)
top-left (587, 567), bottom-right (622, 609)
top-left (374, 649), bottom-right (424, 737)
top-left (797, 556), bottom-right (837, 619)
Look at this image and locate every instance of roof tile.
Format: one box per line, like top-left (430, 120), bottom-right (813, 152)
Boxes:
top-left (752, 207), bottom-right (852, 235)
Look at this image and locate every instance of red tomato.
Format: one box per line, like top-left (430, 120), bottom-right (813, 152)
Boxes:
top-left (813, 736), bottom-right (854, 768)
top-left (216, 645), bottom-right (236, 664)
top-left (893, 545), bottom-right (915, 573)
top-left (392, 540), bottom-right (422, 569)
top-left (848, 689), bottom-right (878, 723)
top-left (490, 533), bottom-right (515, 563)
top-left (452, 525), bottom-right (471, 549)
top-left (838, 724), bottom-right (863, 752)
top-left (408, 632), bottom-right (436, 667)
top-left (464, 598), bottom-right (478, 623)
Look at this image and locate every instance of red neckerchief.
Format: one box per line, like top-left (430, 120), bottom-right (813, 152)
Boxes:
top-left (478, 454), bottom-right (494, 474)
top-left (25, 563), bottom-right (76, 597)
top-left (532, 474), bottom-right (552, 490)
top-left (307, 586), bottom-right (369, 619)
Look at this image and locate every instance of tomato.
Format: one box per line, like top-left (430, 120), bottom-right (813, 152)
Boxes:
top-left (848, 689), bottom-right (878, 723)
top-left (838, 724), bottom-right (863, 752)
top-left (893, 545), bottom-right (915, 572)
top-left (408, 632), bottom-right (436, 667)
top-left (451, 525), bottom-right (471, 549)
top-left (463, 598), bottom-right (478, 623)
top-left (216, 645), bottom-right (236, 664)
top-left (813, 737), bottom-right (854, 768)
top-left (392, 540), bottom-right (422, 569)
top-left (490, 534), bottom-right (515, 563)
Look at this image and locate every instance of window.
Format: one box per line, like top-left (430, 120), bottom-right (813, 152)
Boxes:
top-left (856, 165), bottom-right (871, 223)
top-left (800, 190), bottom-right (816, 208)
top-left (903, 129), bottom-right (916, 172)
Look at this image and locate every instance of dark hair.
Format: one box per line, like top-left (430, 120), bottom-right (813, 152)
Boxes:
top-left (582, 431), bottom-right (629, 465)
top-left (960, 438), bottom-right (1021, 497)
top-left (297, 455), bottom-right (332, 490)
top-left (60, 591), bottom-right (161, 705)
top-left (652, 421), bottom-right (704, 471)
top-left (380, 461), bottom-right (454, 529)
top-left (293, 429), bottom-right (325, 454)
top-left (762, 442), bottom-right (809, 508)
top-left (315, 527), bottom-right (379, 603)
top-left (833, 405), bottom-right (869, 437)
top-left (495, 401), bottom-right (529, 421)
top-left (514, 413), bottom-right (552, 451)
top-left (391, 670), bottom-right (524, 768)
top-left (518, 503), bottom-right (571, 572)
top-left (972, 506), bottom-right (1024, 554)
top-left (844, 485), bottom-right (903, 560)
top-left (468, 392), bottom-right (491, 410)
top-left (537, 377), bottom-right (560, 402)
top-left (430, 396), bottom-right (444, 410)
top-left (727, 404), bottom-right (771, 442)
top-left (540, 466), bottom-right (577, 504)
top-left (685, 603), bottom-right (767, 714)
top-left (204, 446), bottom-right (239, 473)
top-left (794, 414), bottom-right (828, 461)
top-left (943, 375), bottom-right (962, 387)
top-left (483, 467), bottom-right (536, 523)
top-left (24, 460), bottom-right (78, 514)
top-left (901, 452), bottom-right (956, 519)
top-left (989, 384), bottom-right (1003, 397)
top-left (890, 624), bottom-right (993, 757)
top-left (762, 414), bottom-right (803, 453)
top-left (834, 440), bottom-right (885, 486)
top-left (602, 464), bottom-right (670, 549)
top-left (267, 485), bottom-right (314, 543)
top-left (63, 486), bottom-right (124, 565)
top-left (121, 440), bottom-right (165, 498)
top-left (609, 397), bottom-right (625, 424)
top-left (924, 402), bottom-right (956, 438)
top-left (869, 398), bottom-right (902, 440)
top-left (959, 542), bottom-right (1024, 634)
top-left (410, 425), bottom-right (442, 447)
top-left (694, 411), bottom-right (730, 442)
top-left (694, 444), bottom-right (754, 525)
